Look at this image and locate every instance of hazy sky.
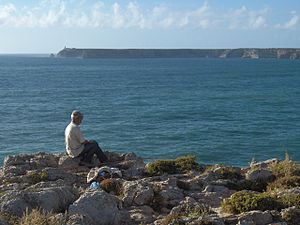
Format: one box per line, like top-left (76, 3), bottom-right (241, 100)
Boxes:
top-left (0, 0), bottom-right (299, 53)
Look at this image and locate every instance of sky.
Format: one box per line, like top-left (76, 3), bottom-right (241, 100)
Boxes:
top-left (0, 0), bottom-right (299, 53)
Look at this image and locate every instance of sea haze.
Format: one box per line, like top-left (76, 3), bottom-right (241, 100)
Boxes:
top-left (0, 56), bottom-right (299, 166)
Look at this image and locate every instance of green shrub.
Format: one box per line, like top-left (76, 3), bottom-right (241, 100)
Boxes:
top-left (185, 204), bottom-right (213, 218)
top-left (161, 212), bottom-right (181, 225)
top-left (222, 191), bottom-right (282, 214)
top-left (147, 159), bottom-right (177, 176)
top-left (26, 172), bottom-right (48, 184)
top-left (174, 155), bottom-right (203, 173)
top-left (268, 153), bottom-right (300, 178)
top-left (204, 165), bottom-right (241, 180)
top-left (161, 204), bottom-right (213, 225)
top-left (0, 211), bottom-right (19, 225)
top-left (223, 191), bottom-right (300, 215)
top-left (281, 194), bottom-right (300, 209)
top-left (147, 155), bottom-right (203, 176)
top-left (218, 167), bottom-right (241, 179)
top-left (267, 176), bottom-right (300, 191)
top-left (0, 191), bottom-right (8, 198)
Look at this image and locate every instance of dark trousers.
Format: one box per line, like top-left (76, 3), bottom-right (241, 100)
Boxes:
top-left (79, 140), bottom-right (108, 163)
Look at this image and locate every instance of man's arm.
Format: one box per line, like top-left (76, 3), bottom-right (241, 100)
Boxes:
top-left (81, 140), bottom-right (89, 145)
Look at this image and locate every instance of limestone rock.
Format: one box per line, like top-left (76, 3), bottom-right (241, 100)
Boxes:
top-left (238, 210), bottom-right (273, 225)
top-left (128, 205), bottom-right (156, 224)
top-left (267, 223), bottom-right (287, 225)
top-left (281, 206), bottom-right (300, 225)
top-left (28, 185), bottom-right (78, 213)
top-left (29, 152), bottom-right (58, 169)
top-left (4, 154), bottom-right (32, 167)
top-left (122, 180), bottom-right (154, 207)
top-left (250, 158), bottom-right (279, 169)
top-left (237, 220), bottom-right (256, 225)
top-left (184, 177), bottom-right (203, 191)
top-left (42, 167), bottom-right (77, 184)
top-left (0, 219), bottom-right (9, 225)
top-left (58, 155), bottom-right (81, 168)
top-left (3, 164), bottom-right (31, 177)
top-left (119, 156), bottom-right (145, 179)
top-left (245, 169), bottom-right (274, 182)
top-left (0, 189), bottom-right (35, 217)
top-left (197, 214), bottom-right (225, 225)
top-left (0, 181), bottom-right (77, 217)
top-left (274, 187), bottom-right (300, 197)
top-left (68, 190), bottom-right (130, 225)
top-left (157, 177), bottom-right (185, 208)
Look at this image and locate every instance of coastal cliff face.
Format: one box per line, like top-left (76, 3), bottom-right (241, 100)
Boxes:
top-left (0, 152), bottom-right (299, 225)
top-left (57, 48), bottom-right (300, 59)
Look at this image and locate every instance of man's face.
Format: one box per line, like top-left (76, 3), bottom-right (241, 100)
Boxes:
top-left (75, 116), bottom-right (83, 125)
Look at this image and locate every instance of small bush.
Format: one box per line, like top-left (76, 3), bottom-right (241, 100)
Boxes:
top-left (99, 179), bottom-right (121, 195)
top-left (204, 165), bottom-right (241, 180)
top-left (19, 208), bottom-right (63, 225)
top-left (267, 176), bottom-right (300, 191)
top-left (161, 204), bottom-right (213, 225)
top-left (147, 155), bottom-right (202, 176)
top-left (147, 159), bottom-right (177, 176)
top-left (174, 155), bottom-right (203, 173)
top-left (161, 212), bottom-right (181, 225)
top-left (223, 191), bottom-right (300, 215)
top-left (0, 191), bottom-right (8, 198)
top-left (218, 167), bottom-right (241, 179)
top-left (185, 204), bottom-right (213, 218)
top-left (26, 171), bottom-right (48, 184)
top-left (268, 153), bottom-right (300, 178)
top-left (281, 194), bottom-right (300, 209)
top-left (0, 211), bottom-right (19, 225)
top-left (222, 191), bottom-right (283, 214)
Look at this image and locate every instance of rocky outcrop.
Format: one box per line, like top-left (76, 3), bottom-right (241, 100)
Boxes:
top-left (68, 190), bottom-right (130, 225)
top-left (0, 180), bottom-right (77, 217)
top-left (245, 169), bottom-right (274, 182)
top-left (0, 152), bottom-right (299, 225)
top-left (57, 48), bottom-right (300, 59)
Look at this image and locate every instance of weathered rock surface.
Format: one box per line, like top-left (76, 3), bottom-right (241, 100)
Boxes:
top-left (57, 48), bottom-right (300, 59)
top-left (0, 180), bottom-right (77, 217)
top-left (68, 190), bottom-right (129, 225)
top-left (237, 210), bottom-right (273, 225)
top-left (246, 168), bottom-right (274, 182)
top-left (122, 180), bottom-right (154, 207)
top-left (0, 152), bottom-right (299, 225)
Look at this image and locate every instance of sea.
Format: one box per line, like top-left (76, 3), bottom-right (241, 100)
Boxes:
top-left (0, 55), bottom-right (299, 167)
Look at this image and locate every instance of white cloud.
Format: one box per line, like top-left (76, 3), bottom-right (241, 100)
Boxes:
top-left (276, 12), bottom-right (299, 29)
top-left (226, 6), bottom-right (268, 29)
top-left (249, 15), bottom-right (266, 29)
top-left (0, 4), bottom-right (16, 26)
top-left (0, 1), bottom-right (297, 31)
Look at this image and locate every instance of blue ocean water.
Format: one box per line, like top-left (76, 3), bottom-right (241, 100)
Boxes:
top-left (0, 55), bottom-right (299, 167)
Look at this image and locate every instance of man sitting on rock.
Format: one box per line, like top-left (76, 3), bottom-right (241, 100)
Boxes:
top-left (65, 110), bottom-right (107, 166)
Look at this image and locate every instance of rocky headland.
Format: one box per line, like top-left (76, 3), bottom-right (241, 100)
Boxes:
top-left (57, 48), bottom-right (300, 59)
top-left (0, 152), bottom-right (299, 225)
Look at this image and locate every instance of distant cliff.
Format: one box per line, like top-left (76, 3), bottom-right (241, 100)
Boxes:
top-left (57, 48), bottom-right (300, 59)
